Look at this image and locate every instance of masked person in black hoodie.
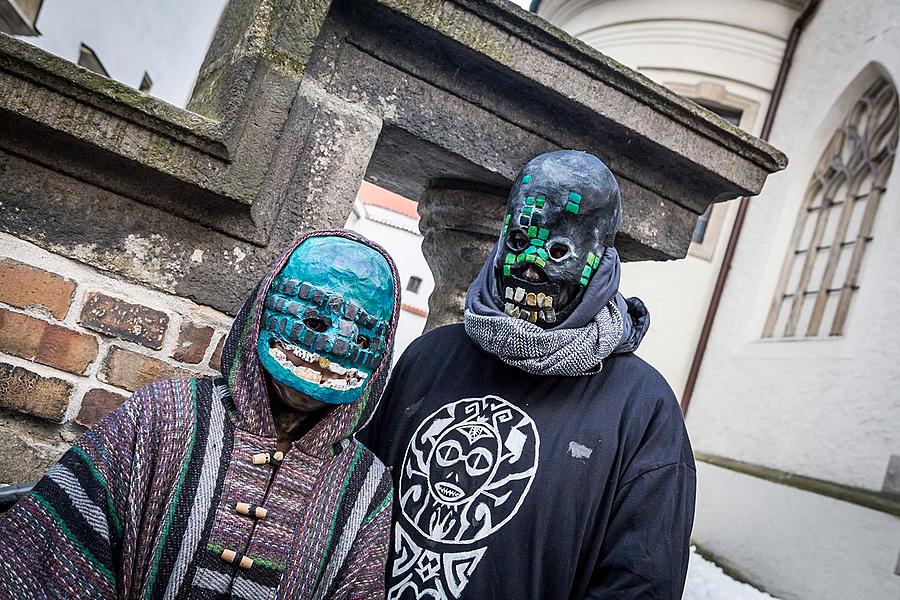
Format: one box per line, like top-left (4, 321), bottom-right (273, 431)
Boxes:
top-left (360, 150), bottom-right (696, 600)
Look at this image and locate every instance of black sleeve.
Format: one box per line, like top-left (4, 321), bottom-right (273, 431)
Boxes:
top-left (585, 461), bottom-right (696, 599)
top-left (586, 375), bottom-right (696, 599)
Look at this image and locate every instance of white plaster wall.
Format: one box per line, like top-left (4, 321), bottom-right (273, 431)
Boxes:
top-left (695, 462), bottom-right (900, 600)
top-left (686, 0), bottom-right (900, 493)
top-left (15, 0), bottom-right (227, 106)
top-left (537, 0), bottom-right (796, 399)
top-left (345, 203), bottom-right (432, 360)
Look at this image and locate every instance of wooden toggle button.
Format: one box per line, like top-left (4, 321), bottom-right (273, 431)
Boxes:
top-left (235, 502), bottom-right (268, 519)
top-left (221, 548), bottom-right (253, 569)
top-left (250, 451), bottom-right (284, 465)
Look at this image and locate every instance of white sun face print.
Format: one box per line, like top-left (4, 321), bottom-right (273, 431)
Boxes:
top-left (389, 395), bottom-right (540, 599)
top-left (399, 395), bottom-right (539, 544)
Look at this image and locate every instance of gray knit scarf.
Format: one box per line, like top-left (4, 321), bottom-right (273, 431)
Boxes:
top-left (464, 242), bottom-right (649, 376)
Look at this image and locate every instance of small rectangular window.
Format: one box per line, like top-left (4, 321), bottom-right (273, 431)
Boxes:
top-left (406, 276), bottom-right (422, 294)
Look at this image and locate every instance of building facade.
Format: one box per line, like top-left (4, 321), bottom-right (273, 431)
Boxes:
top-left (536, 0), bottom-right (900, 598)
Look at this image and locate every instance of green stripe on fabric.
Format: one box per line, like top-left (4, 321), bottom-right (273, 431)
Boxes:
top-left (229, 309), bottom-right (256, 388)
top-left (312, 445), bottom-right (364, 590)
top-left (69, 445), bottom-right (122, 538)
top-left (205, 544), bottom-right (285, 572)
top-left (362, 488), bottom-right (393, 527)
top-left (143, 380), bottom-right (199, 599)
top-left (33, 491), bottom-right (115, 585)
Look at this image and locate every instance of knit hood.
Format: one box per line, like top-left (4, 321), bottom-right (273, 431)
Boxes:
top-left (218, 229), bottom-right (402, 456)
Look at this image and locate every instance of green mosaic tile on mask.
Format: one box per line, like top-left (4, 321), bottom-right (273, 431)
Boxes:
top-left (523, 206), bottom-right (533, 217)
top-left (581, 265), bottom-right (593, 278)
top-left (538, 228), bottom-right (549, 240)
top-left (525, 196), bottom-right (535, 206)
top-left (530, 238), bottom-right (544, 247)
top-left (535, 197), bottom-right (545, 208)
top-left (503, 265), bottom-right (511, 276)
top-left (535, 257), bottom-right (546, 268)
top-left (565, 202), bottom-right (580, 214)
top-left (586, 251), bottom-right (597, 267)
top-left (522, 174), bottom-right (532, 184)
top-left (524, 246), bottom-right (537, 256)
top-left (568, 191), bottom-right (582, 204)
top-left (536, 248), bottom-right (549, 261)
top-left (527, 225), bottom-right (537, 238)
top-left (505, 253), bottom-right (516, 264)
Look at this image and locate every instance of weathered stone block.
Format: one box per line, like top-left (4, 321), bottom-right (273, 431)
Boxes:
top-left (100, 346), bottom-right (193, 392)
top-left (79, 292), bottom-right (169, 350)
top-left (208, 335), bottom-right (225, 372)
top-left (0, 308), bottom-right (99, 374)
top-left (0, 362), bottom-right (71, 422)
top-left (0, 416), bottom-right (67, 486)
top-left (172, 321), bottom-right (215, 364)
top-left (75, 388), bottom-right (129, 428)
top-left (0, 257), bottom-right (75, 319)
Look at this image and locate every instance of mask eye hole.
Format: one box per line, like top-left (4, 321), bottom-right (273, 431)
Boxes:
top-left (303, 317), bottom-right (329, 332)
top-left (355, 334), bottom-right (370, 349)
top-left (507, 230), bottom-right (529, 252)
top-left (548, 243), bottom-right (570, 259)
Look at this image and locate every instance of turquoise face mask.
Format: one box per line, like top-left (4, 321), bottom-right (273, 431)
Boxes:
top-left (256, 236), bottom-right (395, 405)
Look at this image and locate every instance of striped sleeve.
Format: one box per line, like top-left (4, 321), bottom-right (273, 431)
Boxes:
top-left (0, 385), bottom-right (145, 599)
top-left (331, 467), bottom-right (394, 600)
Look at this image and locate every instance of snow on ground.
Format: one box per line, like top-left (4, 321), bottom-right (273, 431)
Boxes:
top-left (683, 547), bottom-right (781, 600)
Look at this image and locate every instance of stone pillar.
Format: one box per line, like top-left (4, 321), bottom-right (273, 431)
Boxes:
top-left (418, 185), bottom-right (507, 331)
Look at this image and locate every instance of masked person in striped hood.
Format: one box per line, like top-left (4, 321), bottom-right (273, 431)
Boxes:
top-left (0, 230), bottom-right (400, 599)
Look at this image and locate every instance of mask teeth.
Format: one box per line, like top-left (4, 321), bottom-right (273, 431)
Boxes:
top-left (514, 287), bottom-right (525, 303)
top-left (270, 344), bottom-right (367, 389)
top-left (526, 292), bottom-right (537, 306)
top-left (504, 287), bottom-right (514, 300)
top-left (542, 308), bottom-right (557, 323)
top-left (281, 342), bottom-right (319, 364)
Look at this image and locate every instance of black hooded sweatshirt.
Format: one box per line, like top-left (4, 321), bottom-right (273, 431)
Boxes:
top-left (360, 323), bottom-right (695, 600)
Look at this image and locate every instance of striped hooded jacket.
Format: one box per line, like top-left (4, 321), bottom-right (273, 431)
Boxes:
top-left (0, 230), bottom-right (400, 599)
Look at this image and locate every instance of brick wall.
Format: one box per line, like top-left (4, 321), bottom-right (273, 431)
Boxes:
top-left (0, 234), bottom-right (233, 485)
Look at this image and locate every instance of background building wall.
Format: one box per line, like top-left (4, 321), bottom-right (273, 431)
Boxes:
top-left (536, 0), bottom-right (798, 399)
top-left (685, 0), bottom-right (900, 595)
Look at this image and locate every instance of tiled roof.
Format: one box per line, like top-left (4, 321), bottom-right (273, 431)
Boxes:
top-left (358, 181), bottom-right (418, 220)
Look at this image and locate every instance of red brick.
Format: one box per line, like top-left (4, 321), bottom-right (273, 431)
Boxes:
top-left (101, 346), bottom-right (194, 392)
top-left (0, 258), bottom-right (76, 319)
top-left (172, 321), bottom-right (215, 364)
top-left (79, 292), bottom-right (169, 350)
top-left (0, 362), bottom-right (71, 422)
top-left (0, 308), bottom-right (99, 374)
top-left (208, 335), bottom-right (225, 371)
top-left (75, 388), bottom-right (129, 427)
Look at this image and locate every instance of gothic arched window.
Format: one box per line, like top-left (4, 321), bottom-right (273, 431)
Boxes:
top-left (764, 76), bottom-right (899, 338)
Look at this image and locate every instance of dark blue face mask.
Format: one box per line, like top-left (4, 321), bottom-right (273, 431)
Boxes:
top-left (256, 236), bottom-right (395, 405)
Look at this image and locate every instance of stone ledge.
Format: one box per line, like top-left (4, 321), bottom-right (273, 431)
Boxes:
top-left (376, 0), bottom-right (787, 176)
top-left (695, 451), bottom-right (900, 519)
top-left (0, 33), bottom-right (225, 157)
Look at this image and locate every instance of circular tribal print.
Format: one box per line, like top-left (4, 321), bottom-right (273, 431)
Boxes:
top-left (398, 395), bottom-right (539, 545)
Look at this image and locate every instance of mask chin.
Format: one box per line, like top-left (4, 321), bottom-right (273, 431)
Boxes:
top-left (496, 264), bottom-right (583, 327)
